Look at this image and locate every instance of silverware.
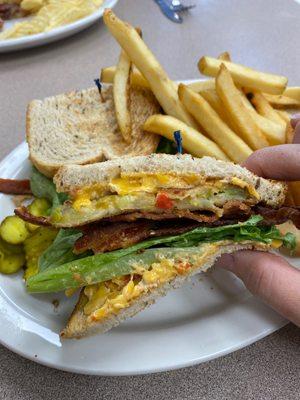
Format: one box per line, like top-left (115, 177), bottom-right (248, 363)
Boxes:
top-left (154, 0), bottom-right (182, 23)
top-left (154, 0), bottom-right (195, 24)
top-left (169, 0), bottom-right (195, 12)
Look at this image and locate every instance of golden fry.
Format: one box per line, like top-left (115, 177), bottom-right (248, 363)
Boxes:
top-left (103, 10), bottom-right (198, 129)
top-left (217, 51), bottom-right (231, 61)
top-left (289, 182), bottom-right (300, 206)
top-left (101, 65), bottom-right (150, 88)
top-left (251, 92), bottom-right (286, 126)
top-left (187, 79), bottom-right (215, 92)
top-left (277, 110), bottom-right (291, 124)
top-left (178, 84), bottom-right (252, 163)
top-left (143, 114), bottom-right (229, 161)
top-left (283, 87), bottom-right (300, 102)
top-left (216, 65), bottom-right (269, 150)
top-left (199, 89), bottom-right (234, 127)
top-left (239, 91), bottom-right (285, 144)
top-left (199, 56), bottom-right (287, 94)
top-left (285, 122), bottom-right (294, 144)
top-left (263, 93), bottom-right (300, 108)
top-left (113, 50), bottom-right (132, 142)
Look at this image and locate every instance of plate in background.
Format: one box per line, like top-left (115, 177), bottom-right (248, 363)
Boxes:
top-left (0, 0), bottom-right (118, 52)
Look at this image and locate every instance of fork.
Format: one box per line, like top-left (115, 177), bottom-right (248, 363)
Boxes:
top-left (154, 0), bottom-right (195, 23)
top-left (168, 0), bottom-right (195, 12)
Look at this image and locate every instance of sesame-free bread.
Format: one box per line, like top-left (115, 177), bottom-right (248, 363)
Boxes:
top-left (54, 154), bottom-right (286, 207)
top-left (27, 85), bottom-right (161, 177)
top-left (61, 241), bottom-right (270, 339)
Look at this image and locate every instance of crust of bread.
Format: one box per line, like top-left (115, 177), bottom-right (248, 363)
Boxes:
top-left (27, 86), bottom-right (161, 178)
top-left (54, 154), bottom-right (286, 207)
top-left (61, 241), bottom-right (270, 339)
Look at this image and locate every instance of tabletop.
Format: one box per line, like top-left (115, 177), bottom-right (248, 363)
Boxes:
top-left (1, 0), bottom-right (300, 399)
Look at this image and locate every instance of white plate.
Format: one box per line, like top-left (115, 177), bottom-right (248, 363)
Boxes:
top-left (0, 0), bottom-right (118, 53)
top-left (0, 142), bottom-right (298, 375)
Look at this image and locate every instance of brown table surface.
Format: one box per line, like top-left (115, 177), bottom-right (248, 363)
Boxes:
top-left (1, 0), bottom-right (300, 398)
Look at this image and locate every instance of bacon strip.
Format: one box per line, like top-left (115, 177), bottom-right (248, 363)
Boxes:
top-left (255, 206), bottom-right (300, 229)
top-left (74, 220), bottom-right (201, 254)
top-left (0, 178), bottom-right (32, 195)
top-left (14, 206), bottom-right (51, 226)
top-left (0, 4), bottom-right (27, 20)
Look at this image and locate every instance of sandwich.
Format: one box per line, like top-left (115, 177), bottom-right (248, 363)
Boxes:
top-left (26, 85), bottom-right (161, 178)
top-left (15, 154), bottom-right (298, 338)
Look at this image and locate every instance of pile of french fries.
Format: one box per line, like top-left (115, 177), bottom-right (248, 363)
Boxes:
top-left (102, 9), bottom-right (300, 206)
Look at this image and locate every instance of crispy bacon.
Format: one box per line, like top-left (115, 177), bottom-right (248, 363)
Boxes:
top-left (0, 178), bottom-right (32, 195)
top-left (0, 3), bottom-right (27, 20)
top-left (14, 206), bottom-right (51, 226)
top-left (255, 206), bottom-right (300, 229)
top-left (74, 220), bottom-right (201, 254)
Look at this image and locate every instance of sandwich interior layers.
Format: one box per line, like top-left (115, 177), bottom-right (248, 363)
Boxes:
top-left (52, 173), bottom-right (260, 226)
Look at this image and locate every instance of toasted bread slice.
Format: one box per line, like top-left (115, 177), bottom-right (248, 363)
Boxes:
top-left (61, 241), bottom-right (270, 338)
top-left (54, 154), bottom-right (286, 208)
top-left (27, 86), bottom-right (161, 177)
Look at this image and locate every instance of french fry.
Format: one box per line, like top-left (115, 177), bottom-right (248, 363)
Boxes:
top-left (101, 65), bottom-right (150, 88)
top-left (216, 65), bottom-right (269, 150)
top-left (250, 92), bottom-right (286, 126)
top-left (199, 56), bottom-right (288, 94)
top-left (262, 93), bottom-right (300, 108)
top-left (178, 84), bottom-right (252, 163)
top-left (285, 185), bottom-right (296, 206)
top-left (100, 66), bottom-right (115, 83)
top-left (289, 182), bottom-right (300, 206)
top-left (199, 89), bottom-right (234, 127)
top-left (239, 91), bottom-right (285, 144)
top-left (218, 51), bottom-right (231, 61)
top-left (283, 87), bottom-right (300, 102)
top-left (187, 79), bottom-right (215, 92)
top-left (285, 121), bottom-right (294, 144)
top-left (277, 110), bottom-right (291, 124)
top-left (103, 10), bottom-right (198, 129)
top-left (113, 50), bottom-right (132, 142)
top-left (143, 114), bottom-right (229, 161)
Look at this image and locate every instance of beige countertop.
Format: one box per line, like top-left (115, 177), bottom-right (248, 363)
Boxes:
top-left (0, 0), bottom-right (300, 398)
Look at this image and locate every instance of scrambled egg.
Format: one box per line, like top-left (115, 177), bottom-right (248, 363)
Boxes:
top-left (71, 174), bottom-right (259, 214)
top-left (84, 244), bottom-right (219, 323)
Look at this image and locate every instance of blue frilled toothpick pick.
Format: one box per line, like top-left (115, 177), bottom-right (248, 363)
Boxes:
top-left (94, 78), bottom-right (104, 101)
top-left (174, 130), bottom-right (183, 154)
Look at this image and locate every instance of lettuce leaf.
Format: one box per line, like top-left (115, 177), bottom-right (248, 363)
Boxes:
top-left (156, 137), bottom-right (177, 154)
top-left (27, 216), bottom-right (295, 293)
top-left (30, 167), bottom-right (68, 212)
top-left (38, 229), bottom-right (84, 271)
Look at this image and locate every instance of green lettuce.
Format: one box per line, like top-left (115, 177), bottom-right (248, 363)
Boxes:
top-left (38, 229), bottom-right (84, 271)
top-left (30, 167), bottom-right (68, 213)
top-left (27, 216), bottom-right (295, 293)
top-left (156, 137), bottom-right (177, 154)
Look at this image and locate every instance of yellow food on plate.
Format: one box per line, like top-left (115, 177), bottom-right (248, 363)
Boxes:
top-left (0, 0), bottom-right (104, 40)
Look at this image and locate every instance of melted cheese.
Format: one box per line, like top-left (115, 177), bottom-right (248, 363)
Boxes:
top-left (231, 177), bottom-right (260, 199)
top-left (85, 246), bottom-right (220, 323)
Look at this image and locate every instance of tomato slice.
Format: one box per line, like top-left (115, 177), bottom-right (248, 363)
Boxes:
top-left (155, 193), bottom-right (174, 209)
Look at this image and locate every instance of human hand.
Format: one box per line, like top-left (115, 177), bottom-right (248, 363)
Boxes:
top-left (215, 116), bottom-right (300, 326)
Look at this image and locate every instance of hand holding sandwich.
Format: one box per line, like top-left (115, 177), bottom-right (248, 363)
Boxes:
top-left (216, 116), bottom-right (300, 326)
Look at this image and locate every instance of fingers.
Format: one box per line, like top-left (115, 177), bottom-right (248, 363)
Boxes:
top-left (243, 144), bottom-right (300, 180)
top-left (216, 250), bottom-right (300, 326)
top-left (292, 121), bottom-right (300, 144)
top-left (291, 114), bottom-right (300, 129)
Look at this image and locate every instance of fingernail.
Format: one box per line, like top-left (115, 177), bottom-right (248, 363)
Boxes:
top-left (291, 114), bottom-right (300, 129)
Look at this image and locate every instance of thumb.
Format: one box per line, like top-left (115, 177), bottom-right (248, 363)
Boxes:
top-left (215, 250), bottom-right (300, 326)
